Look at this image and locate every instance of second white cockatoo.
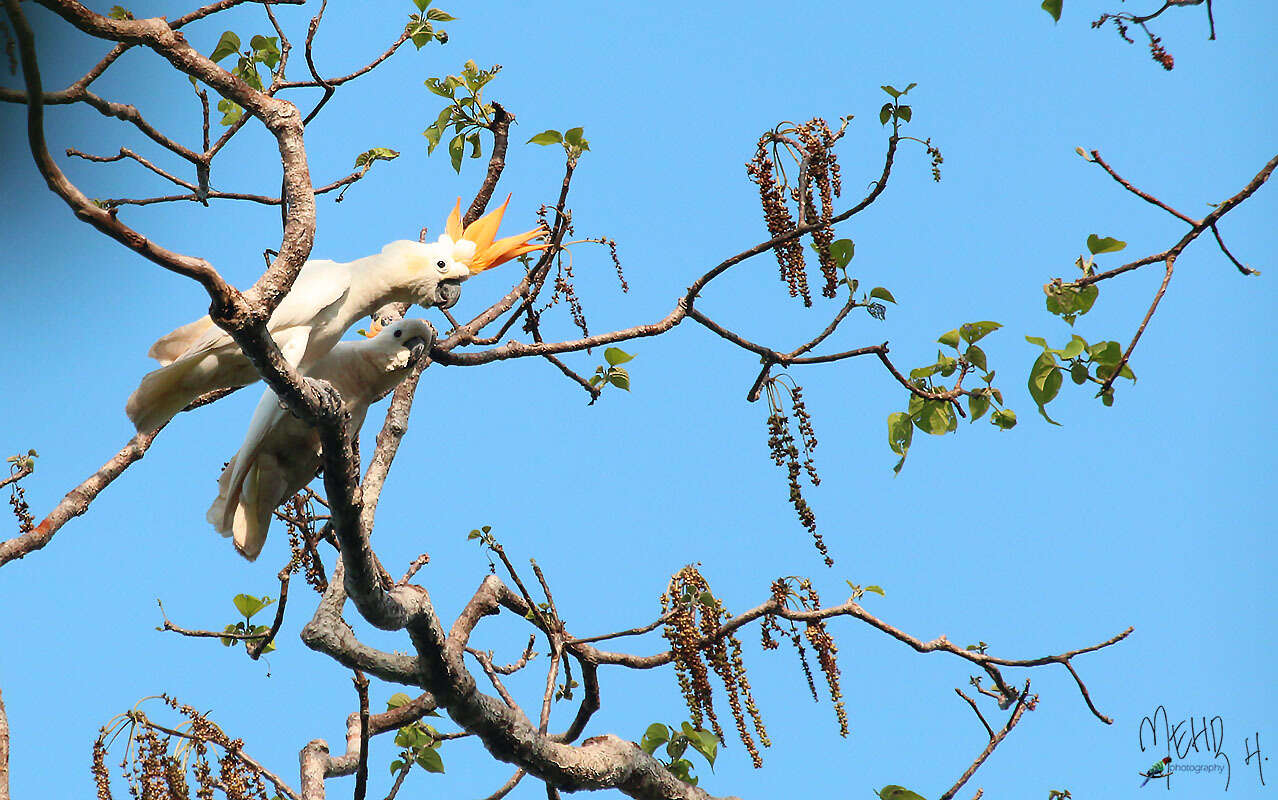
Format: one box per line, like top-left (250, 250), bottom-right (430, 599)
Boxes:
top-left (207, 317), bottom-right (436, 561)
top-left (126, 196), bottom-right (547, 432)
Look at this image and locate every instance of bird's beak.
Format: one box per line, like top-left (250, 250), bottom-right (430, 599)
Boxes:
top-left (434, 278), bottom-right (463, 309)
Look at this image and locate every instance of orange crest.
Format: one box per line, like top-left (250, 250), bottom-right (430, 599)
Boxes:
top-left (446, 195), bottom-right (550, 274)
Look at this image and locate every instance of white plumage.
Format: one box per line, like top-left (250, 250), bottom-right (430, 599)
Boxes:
top-left (126, 239), bottom-right (471, 433)
top-left (206, 318), bottom-right (435, 561)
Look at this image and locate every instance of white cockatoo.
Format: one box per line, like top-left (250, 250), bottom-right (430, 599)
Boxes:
top-left (126, 196), bottom-right (546, 432)
top-left (207, 317), bottom-right (436, 561)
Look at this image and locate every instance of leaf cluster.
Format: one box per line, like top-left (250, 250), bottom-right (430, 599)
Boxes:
top-left (203, 31), bottom-right (281, 125)
top-left (219, 593), bottom-right (275, 652)
top-left (588, 347), bottom-right (634, 392)
top-left (405, 0), bottom-right (455, 49)
top-left (387, 692), bottom-right (446, 775)
top-left (889, 322), bottom-right (1014, 474)
top-left (527, 126), bottom-right (592, 161)
top-left (1025, 333), bottom-right (1134, 420)
top-left (639, 721), bottom-right (719, 787)
top-left (424, 60), bottom-right (500, 172)
top-left (878, 83), bottom-right (916, 127)
top-left (826, 238), bottom-right (896, 319)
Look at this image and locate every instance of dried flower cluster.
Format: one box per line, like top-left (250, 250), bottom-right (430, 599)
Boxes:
top-left (1093, 14), bottom-right (1176, 70)
top-left (91, 696), bottom-right (271, 800)
top-left (746, 118), bottom-right (847, 306)
top-left (279, 491), bottom-right (329, 594)
top-left (763, 378), bottom-right (831, 565)
top-left (8, 481), bottom-right (33, 532)
top-left (660, 566), bottom-right (770, 767)
top-left (761, 578), bottom-right (848, 737)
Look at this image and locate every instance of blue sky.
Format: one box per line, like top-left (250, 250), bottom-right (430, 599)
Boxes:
top-left (1, 1), bottom-right (1274, 798)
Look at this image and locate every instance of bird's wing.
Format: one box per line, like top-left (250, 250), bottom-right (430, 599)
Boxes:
top-left (153, 259), bottom-right (351, 363)
top-left (265, 259), bottom-right (351, 332)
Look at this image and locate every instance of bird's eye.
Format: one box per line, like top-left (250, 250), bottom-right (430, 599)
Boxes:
top-left (436, 260), bottom-right (447, 270)
top-left (393, 329), bottom-right (403, 338)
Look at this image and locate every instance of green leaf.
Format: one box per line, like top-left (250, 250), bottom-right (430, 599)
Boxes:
top-left (1025, 335), bottom-right (1049, 350)
top-left (640, 723), bottom-right (670, 754)
top-left (1060, 334), bottom-right (1087, 360)
top-left (234, 57), bottom-right (263, 91)
top-left (909, 364), bottom-right (937, 380)
top-left (606, 367), bottom-right (630, 391)
top-left (232, 593), bottom-right (271, 619)
top-left (412, 0), bottom-right (431, 9)
top-left (1041, 0), bottom-right (1062, 22)
top-left (604, 347), bottom-right (635, 366)
top-left (423, 124), bottom-right (443, 153)
top-left (588, 375), bottom-right (602, 387)
top-left (387, 692), bottom-right (413, 710)
top-left (1089, 340), bottom-right (1122, 365)
top-left (879, 103), bottom-right (893, 125)
top-left (829, 239), bottom-right (855, 269)
top-left (866, 584), bottom-right (886, 596)
top-left (683, 725), bottom-right (718, 767)
top-left (969, 392), bottom-right (991, 421)
top-left (1070, 361), bottom-right (1089, 384)
top-left (1044, 282), bottom-right (1099, 325)
top-left (249, 35), bottom-right (281, 70)
top-left (876, 786), bottom-right (929, 800)
top-left (912, 400), bottom-right (954, 436)
top-left (108, 6), bottom-right (134, 20)
top-left (467, 132), bottom-right (482, 159)
top-left (563, 126), bottom-right (589, 150)
top-left (354, 147), bottom-right (400, 168)
top-left (991, 408), bottom-right (1017, 430)
top-left (904, 82), bottom-right (917, 93)
top-left (1086, 234), bottom-right (1127, 255)
top-left (528, 130), bottom-right (563, 146)
top-left (423, 77), bottom-right (453, 98)
top-left (959, 321), bottom-right (1002, 344)
top-left (426, 8), bottom-right (455, 21)
top-left (887, 412), bottom-right (913, 457)
top-left (881, 85), bottom-right (902, 99)
top-left (410, 22), bottom-right (435, 49)
top-left (1028, 352), bottom-right (1063, 425)
top-left (869, 286), bottom-right (896, 304)
top-left (415, 747), bottom-right (445, 774)
top-left (964, 345), bottom-right (987, 372)
top-left (448, 133), bottom-right (465, 173)
top-left (1101, 388), bottom-right (1115, 406)
top-left (896, 105), bottom-right (912, 123)
top-left (937, 329), bottom-right (961, 349)
top-left (390, 759), bottom-right (405, 775)
top-left (211, 31), bottom-right (241, 63)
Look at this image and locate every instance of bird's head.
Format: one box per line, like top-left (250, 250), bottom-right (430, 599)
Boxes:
top-left (382, 195), bottom-right (549, 310)
top-left (362, 317), bottom-right (438, 372)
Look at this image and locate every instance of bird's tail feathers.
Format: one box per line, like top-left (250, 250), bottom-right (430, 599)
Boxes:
top-left (126, 357), bottom-right (206, 433)
top-left (148, 316), bottom-right (216, 365)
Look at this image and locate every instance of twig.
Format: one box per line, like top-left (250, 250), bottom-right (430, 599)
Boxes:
top-left (938, 681), bottom-right (1034, 800)
top-left (352, 670), bottom-right (371, 800)
top-left (955, 689), bottom-right (995, 739)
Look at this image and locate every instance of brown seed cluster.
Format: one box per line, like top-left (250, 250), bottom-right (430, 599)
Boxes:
top-left (795, 119), bottom-right (843, 298)
top-left (281, 492), bottom-right (328, 594)
top-left (91, 695), bottom-right (271, 800)
top-left (764, 379), bottom-right (831, 566)
top-left (762, 578), bottom-right (848, 737)
top-left (1148, 35), bottom-right (1174, 70)
top-left (8, 481), bottom-right (33, 532)
top-left (746, 118), bottom-right (846, 305)
top-left (747, 139), bottom-right (811, 306)
top-left (661, 566), bottom-right (770, 768)
top-left (1092, 14), bottom-right (1174, 70)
